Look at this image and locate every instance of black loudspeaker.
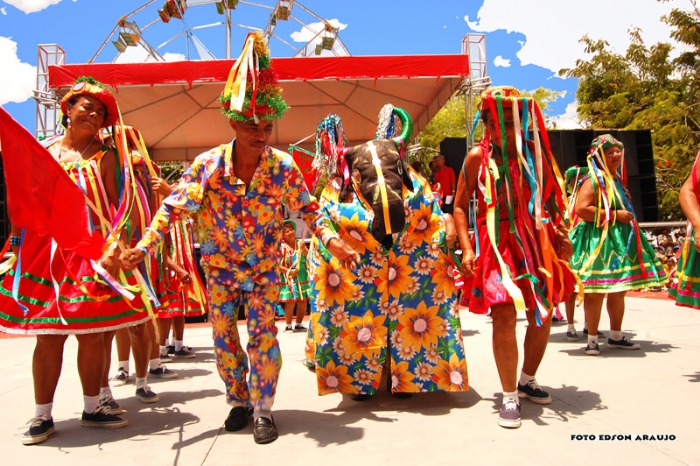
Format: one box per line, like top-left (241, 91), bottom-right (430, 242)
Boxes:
top-left (440, 129), bottom-right (658, 222)
top-left (548, 129), bottom-right (658, 222)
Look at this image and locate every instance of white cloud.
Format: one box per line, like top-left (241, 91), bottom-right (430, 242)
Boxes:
top-left (1, 7), bottom-right (6, 14)
top-left (0, 36), bottom-right (36, 105)
top-left (2, 0), bottom-right (62, 14)
top-left (163, 52), bottom-right (186, 62)
top-left (290, 19), bottom-right (347, 43)
top-left (551, 101), bottom-right (583, 129)
top-left (493, 55), bottom-right (511, 67)
top-left (465, 0), bottom-right (688, 73)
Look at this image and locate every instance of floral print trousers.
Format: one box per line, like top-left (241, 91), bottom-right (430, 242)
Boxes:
top-left (207, 269), bottom-right (282, 411)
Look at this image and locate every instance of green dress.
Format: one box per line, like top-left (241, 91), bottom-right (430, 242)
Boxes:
top-left (569, 176), bottom-right (666, 293)
top-left (279, 240), bottom-right (310, 301)
top-left (669, 229), bottom-right (700, 308)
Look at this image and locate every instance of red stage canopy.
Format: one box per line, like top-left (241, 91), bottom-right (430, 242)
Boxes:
top-left (49, 54), bottom-right (469, 161)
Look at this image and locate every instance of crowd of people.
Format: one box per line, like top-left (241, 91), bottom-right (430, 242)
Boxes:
top-left (2, 31), bottom-right (700, 448)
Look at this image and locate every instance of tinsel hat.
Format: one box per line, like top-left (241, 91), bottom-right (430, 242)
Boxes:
top-left (220, 32), bottom-right (288, 122)
top-left (60, 76), bottom-right (119, 128)
top-left (589, 134), bottom-right (624, 155)
top-left (565, 165), bottom-right (589, 186)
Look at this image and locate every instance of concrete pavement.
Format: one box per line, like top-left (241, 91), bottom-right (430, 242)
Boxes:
top-left (1, 295), bottom-right (698, 466)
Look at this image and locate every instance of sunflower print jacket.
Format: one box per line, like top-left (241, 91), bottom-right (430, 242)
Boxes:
top-left (138, 142), bottom-right (337, 291)
top-left (307, 169), bottom-right (468, 395)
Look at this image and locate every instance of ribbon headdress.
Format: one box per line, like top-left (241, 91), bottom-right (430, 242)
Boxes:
top-left (312, 105), bottom-right (413, 190)
top-left (220, 31), bottom-right (288, 122)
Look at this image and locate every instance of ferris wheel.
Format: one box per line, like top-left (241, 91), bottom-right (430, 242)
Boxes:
top-left (90, 0), bottom-right (350, 64)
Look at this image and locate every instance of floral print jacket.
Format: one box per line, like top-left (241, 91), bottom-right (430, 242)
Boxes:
top-left (138, 141), bottom-right (337, 290)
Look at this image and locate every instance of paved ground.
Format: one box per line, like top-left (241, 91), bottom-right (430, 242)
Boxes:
top-left (1, 294), bottom-right (698, 466)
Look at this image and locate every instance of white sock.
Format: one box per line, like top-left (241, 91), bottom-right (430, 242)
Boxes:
top-left (588, 335), bottom-right (599, 346)
top-left (83, 395), bottom-right (100, 414)
top-left (253, 409), bottom-right (272, 421)
top-left (567, 324), bottom-right (576, 333)
top-left (175, 340), bottom-right (184, 352)
top-left (118, 360), bottom-right (130, 373)
top-left (518, 371), bottom-right (535, 387)
top-left (159, 345), bottom-right (168, 355)
top-left (610, 330), bottom-right (622, 341)
top-left (230, 401), bottom-right (249, 408)
top-left (149, 358), bottom-right (161, 371)
top-left (35, 402), bottom-right (53, 420)
top-left (502, 390), bottom-right (519, 403)
top-left (135, 377), bottom-right (148, 389)
top-left (99, 387), bottom-right (112, 401)
top-left (169, 337), bottom-right (176, 347)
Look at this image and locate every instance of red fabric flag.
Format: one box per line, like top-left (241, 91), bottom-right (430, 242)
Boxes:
top-left (0, 107), bottom-right (104, 260)
top-left (290, 146), bottom-right (317, 192)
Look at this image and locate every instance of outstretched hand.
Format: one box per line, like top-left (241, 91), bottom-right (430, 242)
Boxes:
top-left (121, 248), bottom-right (147, 271)
top-left (326, 238), bottom-right (361, 270)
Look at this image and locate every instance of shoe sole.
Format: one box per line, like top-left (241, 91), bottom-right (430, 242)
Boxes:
top-left (81, 419), bottom-right (128, 428)
top-left (109, 379), bottom-right (128, 387)
top-left (174, 353), bottom-right (196, 359)
top-left (22, 427), bottom-right (54, 445)
top-left (567, 336), bottom-right (580, 341)
top-left (160, 357), bottom-right (173, 363)
top-left (497, 417), bottom-right (522, 428)
top-left (138, 394), bottom-right (160, 404)
top-left (517, 392), bottom-right (552, 405)
top-left (585, 349), bottom-right (600, 355)
top-left (254, 433), bottom-right (279, 444)
top-left (608, 344), bottom-right (640, 350)
top-left (150, 373), bottom-right (179, 379)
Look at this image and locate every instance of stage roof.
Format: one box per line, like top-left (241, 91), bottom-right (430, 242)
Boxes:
top-left (49, 54), bottom-right (469, 161)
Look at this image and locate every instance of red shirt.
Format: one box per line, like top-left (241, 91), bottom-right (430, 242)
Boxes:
top-left (433, 166), bottom-right (455, 195)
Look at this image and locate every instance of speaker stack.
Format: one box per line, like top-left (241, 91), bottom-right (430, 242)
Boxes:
top-left (439, 129), bottom-right (658, 222)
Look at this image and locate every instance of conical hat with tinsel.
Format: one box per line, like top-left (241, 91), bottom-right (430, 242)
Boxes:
top-left (220, 32), bottom-right (288, 122)
top-left (60, 76), bottom-right (119, 128)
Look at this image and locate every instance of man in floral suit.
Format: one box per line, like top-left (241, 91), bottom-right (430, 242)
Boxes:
top-left (124, 33), bottom-right (358, 444)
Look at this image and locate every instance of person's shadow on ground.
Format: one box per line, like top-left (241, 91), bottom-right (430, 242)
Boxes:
top-left (486, 384), bottom-right (606, 427)
top-left (33, 388), bottom-right (223, 449)
top-left (267, 387), bottom-right (482, 447)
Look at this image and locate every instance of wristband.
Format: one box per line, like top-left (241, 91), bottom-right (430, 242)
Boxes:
top-left (9, 235), bottom-right (21, 246)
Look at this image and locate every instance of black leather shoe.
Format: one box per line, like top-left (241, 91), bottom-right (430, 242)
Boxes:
top-left (224, 406), bottom-right (253, 432)
top-left (391, 392), bottom-right (413, 399)
top-left (253, 416), bottom-right (278, 444)
top-left (351, 394), bottom-right (372, 402)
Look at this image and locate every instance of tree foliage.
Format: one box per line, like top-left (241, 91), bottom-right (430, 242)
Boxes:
top-left (559, 5), bottom-right (700, 220)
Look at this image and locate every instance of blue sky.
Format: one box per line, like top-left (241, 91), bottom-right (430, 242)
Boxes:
top-left (0, 0), bottom-right (690, 134)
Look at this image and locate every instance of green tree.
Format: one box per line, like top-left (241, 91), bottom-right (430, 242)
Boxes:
top-left (559, 5), bottom-right (700, 220)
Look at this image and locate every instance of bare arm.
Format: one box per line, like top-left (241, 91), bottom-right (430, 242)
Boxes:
top-left (679, 172), bottom-right (700, 252)
top-left (680, 174), bottom-right (700, 231)
top-left (575, 178), bottom-right (634, 224)
top-left (453, 147), bottom-right (481, 276)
